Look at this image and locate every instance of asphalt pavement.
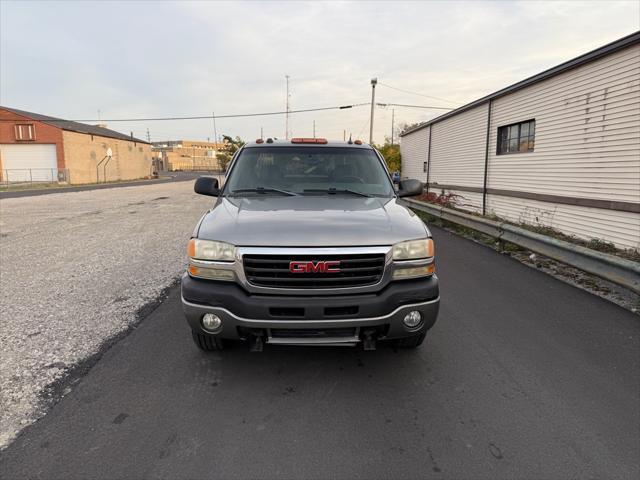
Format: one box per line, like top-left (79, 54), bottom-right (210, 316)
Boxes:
top-left (1, 226), bottom-right (638, 479)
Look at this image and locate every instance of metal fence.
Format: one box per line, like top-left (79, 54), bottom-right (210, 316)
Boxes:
top-left (401, 197), bottom-right (640, 294)
top-left (169, 165), bottom-right (226, 173)
top-left (0, 169), bottom-right (70, 187)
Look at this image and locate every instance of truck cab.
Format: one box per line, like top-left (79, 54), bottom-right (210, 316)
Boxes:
top-left (181, 138), bottom-right (439, 351)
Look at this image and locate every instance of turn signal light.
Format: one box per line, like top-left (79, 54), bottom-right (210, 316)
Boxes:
top-left (291, 138), bottom-right (328, 144)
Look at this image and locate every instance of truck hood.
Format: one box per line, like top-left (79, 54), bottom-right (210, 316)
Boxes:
top-left (196, 196), bottom-right (430, 247)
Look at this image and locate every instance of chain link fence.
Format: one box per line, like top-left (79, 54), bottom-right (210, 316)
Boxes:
top-left (0, 169), bottom-right (70, 188)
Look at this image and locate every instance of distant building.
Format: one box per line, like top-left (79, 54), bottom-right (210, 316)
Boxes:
top-left (0, 107), bottom-right (152, 184)
top-left (400, 32), bottom-right (640, 250)
top-left (152, 139), bottom-right (225, 172)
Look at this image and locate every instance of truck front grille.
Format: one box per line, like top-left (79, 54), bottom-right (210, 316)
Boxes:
top-left (243, 253), bottom-right (386, 289)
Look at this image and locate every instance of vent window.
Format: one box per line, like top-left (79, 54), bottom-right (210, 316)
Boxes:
top-left (15, 124), bottom-right (35, 141)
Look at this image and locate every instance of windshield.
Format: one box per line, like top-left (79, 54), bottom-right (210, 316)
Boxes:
top-left (224, 147), bottom-right (394, 197)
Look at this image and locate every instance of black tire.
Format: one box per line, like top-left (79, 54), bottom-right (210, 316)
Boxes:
top-left (191, 330), bottom-right (225, 351)
top-left (393, 332), bottom-right (426, 348)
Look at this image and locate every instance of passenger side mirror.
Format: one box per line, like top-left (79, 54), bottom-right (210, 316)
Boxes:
top-left (397, 179), bottom-right (424, 198)
top-left (194, 176), bottom-right (221, 197)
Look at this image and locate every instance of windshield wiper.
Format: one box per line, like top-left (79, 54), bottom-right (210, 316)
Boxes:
top-left (230, 187), bottom-right (299, 196)
top-left (303, 188), bottom-right (372, 198)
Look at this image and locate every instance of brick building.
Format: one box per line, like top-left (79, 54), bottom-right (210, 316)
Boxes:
top-left (0, 107), bottom-right (152, 184)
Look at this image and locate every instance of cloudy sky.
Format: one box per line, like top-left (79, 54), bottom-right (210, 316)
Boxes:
top-left (1, 0), bottom-right (638, 144)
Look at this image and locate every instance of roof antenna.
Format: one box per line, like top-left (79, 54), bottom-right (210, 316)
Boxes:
top-left (347, 133), bottom-right (353, 144)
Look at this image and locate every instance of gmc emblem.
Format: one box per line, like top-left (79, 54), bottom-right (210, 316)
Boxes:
top-left (289, 260), bottom-right (341, 274)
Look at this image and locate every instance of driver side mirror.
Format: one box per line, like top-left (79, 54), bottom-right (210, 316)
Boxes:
top-left (397, 179), bottom-right (424, 198)
top-left (194, 176), bottom-right (221, 197)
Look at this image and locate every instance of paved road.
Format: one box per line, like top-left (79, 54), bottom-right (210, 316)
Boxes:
top-left (1, 227), bottom-right (638, 479)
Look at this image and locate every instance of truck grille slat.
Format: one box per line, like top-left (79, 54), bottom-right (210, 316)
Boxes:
top-left (244, 253), bottom-right (386, 289)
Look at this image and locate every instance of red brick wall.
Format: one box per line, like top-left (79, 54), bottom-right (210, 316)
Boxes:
top-left (0, 108), bottom-right (65, 169)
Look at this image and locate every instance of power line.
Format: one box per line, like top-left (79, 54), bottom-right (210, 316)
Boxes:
top-left (74, 103), bottom-right (368, 122)
top-left (377, 82), bottom-right (461, 106)
top-left (0, 101), bottom-right (449, 129)
top-left (377, 102), bottom-right (454, 111)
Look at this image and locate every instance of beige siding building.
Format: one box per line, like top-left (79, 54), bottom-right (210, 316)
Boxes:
top-left (152, 140), bottom-right (225, 172)
top-left (400, 32), bottom-right (640, 250)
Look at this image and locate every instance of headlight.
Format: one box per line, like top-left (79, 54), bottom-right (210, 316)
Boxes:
top-left (187, 238), bottom-right (236, 261)
top-left (392, 238), bottom-right (434, 260)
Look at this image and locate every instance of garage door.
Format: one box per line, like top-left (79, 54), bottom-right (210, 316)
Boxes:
top-left (0, 144), bottom-right (58, 182)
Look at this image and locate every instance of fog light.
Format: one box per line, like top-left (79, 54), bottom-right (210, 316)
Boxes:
top-left (202, 313), bottom-right (222, 332)
top-left (403, 310), bottom-right (422, 328)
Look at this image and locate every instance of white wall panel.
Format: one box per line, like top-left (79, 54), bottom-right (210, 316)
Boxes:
top-left (429, 103), bottom-right (489, 189)
top-left (400, 126), bottom-right (429, 182)
top-left (487, 45), bottom-right (640, 204)
top-left (487, 193), bottom-right (640, 250)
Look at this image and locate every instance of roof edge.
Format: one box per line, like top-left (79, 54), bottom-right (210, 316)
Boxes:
top-left (400, 30), bottom-right (640, 137)
top-left (0, 106), bottom-right (150, 144)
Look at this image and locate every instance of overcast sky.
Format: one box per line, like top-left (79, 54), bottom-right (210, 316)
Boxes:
top-left (1, 0), bottom-right (638, 144)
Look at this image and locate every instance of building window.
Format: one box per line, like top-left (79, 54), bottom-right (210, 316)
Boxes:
top-left (15, 124), bottom-right (35, 141)
top-left (423, 162), bottom-right (428, 173)
top-left (497, 119), bottom-right (535, 155)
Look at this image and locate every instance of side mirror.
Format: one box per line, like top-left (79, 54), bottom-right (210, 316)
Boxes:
top-left (194, 176), bottom-right (221, 196)
top-left (397, 179), bottom-right (423, 198)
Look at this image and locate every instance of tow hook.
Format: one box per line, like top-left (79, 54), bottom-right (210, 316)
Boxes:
top-left (249, 332), bottom-right (265, 352)
top-left (362, 329), bottom-right (377, 351)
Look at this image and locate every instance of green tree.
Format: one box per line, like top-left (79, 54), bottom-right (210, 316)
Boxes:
top-left (221, 135), bottom-right (245, 155)
top-left (217, 135), bottom-right (245, 171)
top-left (375, 136), bottom-right (401, 173)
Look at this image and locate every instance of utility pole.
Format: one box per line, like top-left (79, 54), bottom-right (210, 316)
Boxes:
top-left (343, 129), bottom-right (346, 142)
top-left (313, 120), bottom-right (316, 138)
top-left (260, 126), bottom-right (263, 140)
top-left (212, 112), bottom-right (218, 150)
top-left (369, 78), bottom-right (377, 145)
top-left (285, 75), bottom-right (290, 139)
top-left (391, 108), bottom-right (395, 146)
top-left (146, 128), bottom-right (151, 143)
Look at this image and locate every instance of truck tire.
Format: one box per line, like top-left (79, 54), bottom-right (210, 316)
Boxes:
top-left (191, 330), bottom-right (225, 351)
top-left (393, 332), bottom-right (426, 348)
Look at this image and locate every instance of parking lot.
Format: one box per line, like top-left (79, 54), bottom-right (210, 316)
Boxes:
top-left (0, 180), bottom-right (212, 448)
top-left (1, 182), bottom-right (638, 478)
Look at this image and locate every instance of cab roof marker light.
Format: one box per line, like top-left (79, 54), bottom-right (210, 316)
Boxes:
top-left (354, 139), bottom-right (363, 145)
top-left (291, 138), bottom-right (328, 144)
top-left (255, 138), bottom-right (264, 144)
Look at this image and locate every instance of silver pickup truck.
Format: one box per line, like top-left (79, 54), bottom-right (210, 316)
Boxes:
top-left (181, 138), bottom-right (439, 352)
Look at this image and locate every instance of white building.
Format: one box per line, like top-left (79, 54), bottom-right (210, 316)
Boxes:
top-left (400, 32), bottom-right (640, 251)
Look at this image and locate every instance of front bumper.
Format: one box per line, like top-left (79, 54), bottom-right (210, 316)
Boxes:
top-left (181, 273), bottom-right (440, 342)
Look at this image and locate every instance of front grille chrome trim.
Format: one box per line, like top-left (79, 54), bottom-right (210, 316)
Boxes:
top-left (237, 246), bottom-right (393, 296)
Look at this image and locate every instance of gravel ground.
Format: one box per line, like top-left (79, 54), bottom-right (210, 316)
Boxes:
top-left (0, 181), bottom-right (211, 448)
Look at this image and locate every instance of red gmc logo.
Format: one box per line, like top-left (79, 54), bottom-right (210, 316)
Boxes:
top-left (289, 260), bottom-right (341, 274)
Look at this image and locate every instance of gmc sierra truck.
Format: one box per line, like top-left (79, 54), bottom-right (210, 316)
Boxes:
top-left (181, 138), bottom-right (440, 351)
